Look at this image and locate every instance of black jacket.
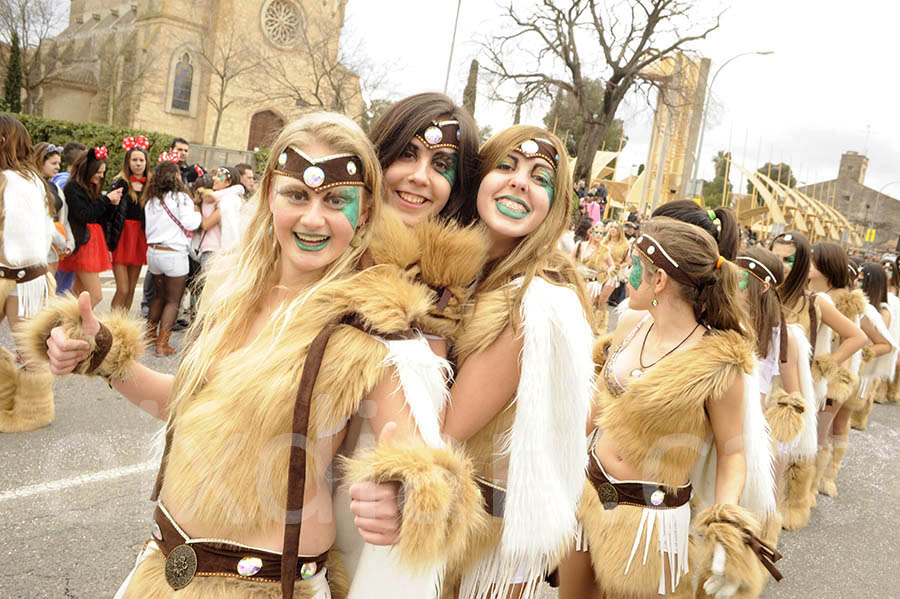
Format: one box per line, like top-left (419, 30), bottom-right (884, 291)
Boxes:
top-left (63, 180), bottom-right (116, 253)
top-left (104, 178), bottom-right (141, 251)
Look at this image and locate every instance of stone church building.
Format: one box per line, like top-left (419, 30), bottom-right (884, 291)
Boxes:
top-left (35, 0), bottom-right (361, 150)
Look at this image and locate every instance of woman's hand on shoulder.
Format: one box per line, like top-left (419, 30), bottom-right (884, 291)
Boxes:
top-left (46, 292), bottom-right (98, 375)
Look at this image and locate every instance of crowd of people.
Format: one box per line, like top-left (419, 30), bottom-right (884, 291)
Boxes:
top-left (0, 94), bottom-right (896, 599)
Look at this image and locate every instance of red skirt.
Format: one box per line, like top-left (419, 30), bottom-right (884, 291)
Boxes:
top-left (59, 223), bottom-right (112, 273)
top-left (111, 219), bottom-right (148, 266)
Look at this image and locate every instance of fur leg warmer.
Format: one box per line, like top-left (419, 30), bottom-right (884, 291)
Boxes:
top-left (765, 390), bottom-right (805, 443)
top-left (820, 435), bottom-right (849, 498)
top-left (811, 354), bottom-right (838, 381)
top-left (696, 504), bottom-right (780, 599)
top-left (0, 368), bottom-right (53, 432)
top-left (851, 393), bottom-right (875, 430)
top-left (873, 378), bottom-right (888, 404)
top-left (0, 347), bottom-right (18, 412)
top-left (17, 295), bottom-right (144, 378)
top-left (888, 369), bottom-right (900, 404)
top-left (341, 441), bottom-right (488, 573)
top-left (781, 458), bottom-right (814, 530)
top-left (814, 441), bottom-right (833, 499)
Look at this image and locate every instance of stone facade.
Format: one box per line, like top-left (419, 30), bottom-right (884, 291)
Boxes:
top-left (796, 152), bottom-right (899, 248)
top-left (35, 0), bottom-right (361, 151)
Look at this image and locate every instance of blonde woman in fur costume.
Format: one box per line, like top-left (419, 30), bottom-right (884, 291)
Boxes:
top-left (0, 114), bottom-right (57, 433)
top-left (805, 243), bottom-right (868, 502)
top-left (575, 221), bottom-right (615, 332)
top-left (559, 218), bottom-right (778, 599)
top-left (24, 113), bottom-right (484, 599)
top-left (847, 264), bottom-right (895, 430)
top-left (436, 127), bottom-right (594, 599)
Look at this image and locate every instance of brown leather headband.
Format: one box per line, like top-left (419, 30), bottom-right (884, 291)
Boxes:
top-left (274, 147), bottom-right (365, 192)
top-left (633, 233), bottom-right (698, 288)
top-left (516, 138), bottom-right (559, 170)
top-left (414, 120), bottom-right (460, 151)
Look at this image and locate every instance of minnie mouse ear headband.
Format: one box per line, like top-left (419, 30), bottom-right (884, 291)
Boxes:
top-left (415, 120), bottom-right (460, 151)
top-left (122, 135), bottom-right (150, 151)
top-left (633, 233), bottom-right (725, 288)
top-left (158, 151), bottom-right (180, 164)
top-left (275, 147), bottom-right (365, 191)
top-left (92, 146), bottom-right (108, 160)
top-left (515, 138), bottom-right (560, 170)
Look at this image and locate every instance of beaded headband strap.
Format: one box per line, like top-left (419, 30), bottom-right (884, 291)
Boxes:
top-left (275, 147), bottom-right (365, 191)
top-left (633, 233), bottom-right (697, 288)
top-left (516, 138), bottom-right (559, 170)
top-left (736, 256), bottom-right (777, 286)
top-left (415, 120), bottom-right (460, 151)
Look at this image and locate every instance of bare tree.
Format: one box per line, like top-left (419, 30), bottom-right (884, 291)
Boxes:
top-left (482, 0), bottom-right (722, 182)
top-left (260, 4), bottom-right (389, 122)
top-left (0, 0), bottom-right (66, 113)
top-left (98, 27), bottom-right (160, 125)
top-left (200, 25), bottom-right (264, 146)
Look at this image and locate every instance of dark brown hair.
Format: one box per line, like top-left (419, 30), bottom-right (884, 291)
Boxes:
top-left (144, 161), bottom-right (187, 206)
top-left (738, 246), bottom-right (785, 358)
top-left (892, 255), bottom-right (900, 294)
top-left (69, 147), bottom-right (107, 200)
top-left (811, 242), bottom-right (851, 290)
top-left (652, 200), bottom-right (739, 260)
top-left (62, 141), bottom-right (87, 167)
top-left (860, 262), bottom-right (887, 307)
top-left (770, 231), bottom-right (811, 310)
top-left (641, 217), bottom-right (752, 340)
top-left (370, 92), bottom-right (479, 224)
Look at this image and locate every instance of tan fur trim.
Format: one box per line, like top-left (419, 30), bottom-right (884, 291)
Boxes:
top-left (454, 286), bottom-right (512, 364)
top-left (833, 288), bottom-right (867, 320)
top-left (861, 344), bottom-right (876, 363)
top-left (0, 347), bottom-right (18, 412)
top-left (598, 329), bottom-right (755, 486)
top-left (811, 354), bottom-right (837, 380)
top-left (764, 390), bottom-right (805, 443)
top-left (845, 388), bottom-right (866, 412)
top-left (593, 305), bottom-right (608, 335)
top-left (695, 504), bottom-right (763, 599)
top-left (16, 295), bottom-right (145, 377)
top-left (593, 333), bottom-right (615, 376)
top-left (827, 367), bottom-right (858, 403)
top-left (366, 208), bottom-right (421, 272)
top-left (781, 458), bottom-right (814, 530)
top-left (123, 545), bottom-right (332, 598)
top-left (341, 441), bottom-right (488, 573)
top-left (415, 220), bottom-right (489, 340)
top-left (813, 442), bottom-right (832, 500)
top-left (325, 550), bottom-right (349, 599)
top-left (0, 369), bottom-right (53, 432)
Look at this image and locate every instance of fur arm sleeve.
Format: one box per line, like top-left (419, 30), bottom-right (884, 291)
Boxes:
top-left (17, 295), bottom-right (144, 378)
top-left (341, 441), bottom-right (488, 573)
top-left (764, 389), bottom-right (805, 443)
top-left (697, 504), bottom-right (782, 599)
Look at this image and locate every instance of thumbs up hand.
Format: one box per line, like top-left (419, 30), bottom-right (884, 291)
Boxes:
top-left (46, 292), bottom-right (96, 375)
top-left (348, 421), bottom-right (403, 546)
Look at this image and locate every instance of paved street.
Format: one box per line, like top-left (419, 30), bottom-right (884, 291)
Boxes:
top-left (1, 282), bottom-right (899, 598)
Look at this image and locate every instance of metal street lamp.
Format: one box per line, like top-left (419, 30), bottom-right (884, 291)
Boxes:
top-left (867, 180), bottom-right (900, 247)
top-left (689, 51), bottom-right (775, 199)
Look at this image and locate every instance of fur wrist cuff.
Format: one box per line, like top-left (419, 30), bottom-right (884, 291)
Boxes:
top-left (861, 345), bottom-right (876, 363)
top-left (342, 441), bottom-right (488, 571)
top-left (811, 354), bottom-right (837, 380)
top-left (765, 390), bottom-right (805, 443)
top-left (18, 296), bottom-right (144, 378)
top-left (697, 504), bottom-right (782, 598)
top-left (827, 367), bottom-right (858, 403)
top-left (593, 334), bottom-right (615, 375)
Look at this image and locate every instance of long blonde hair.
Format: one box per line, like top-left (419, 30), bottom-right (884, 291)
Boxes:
top-left (170, 112), bottom-right (383, 411)
top-left (475, 125), bottom-right (591, 319)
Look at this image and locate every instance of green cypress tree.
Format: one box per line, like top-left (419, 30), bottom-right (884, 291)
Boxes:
top-left (462, 59), bottom-right (478, 117)
top-left (3, 31), bottom-right (24, 113)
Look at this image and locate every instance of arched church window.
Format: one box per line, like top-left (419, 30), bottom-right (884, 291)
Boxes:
top-left (171, 53), bottom-right (193, 111)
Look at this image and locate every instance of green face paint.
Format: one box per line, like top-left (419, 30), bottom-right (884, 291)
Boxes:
top-left (738, 270), bottom-right (750, 292)
top-left (785, 253), bottom-right (796, 269)
top-left (336, 186), bottom-right (361, 230)
top-left (435, 153), bottom-right (458, 188)
top-left (629, 255), bottom-right (643, 290)
top-left (536, 170), bottom-right (555, 205)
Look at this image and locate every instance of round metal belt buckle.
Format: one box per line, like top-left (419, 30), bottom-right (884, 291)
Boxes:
top-left (597, 482), bottom-right (619, 510)
top-left (165, 544), bottom-right (198, 590)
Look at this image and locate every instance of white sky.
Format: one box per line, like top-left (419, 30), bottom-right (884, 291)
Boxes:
top-left (343, 0), bottom-right (900, 197)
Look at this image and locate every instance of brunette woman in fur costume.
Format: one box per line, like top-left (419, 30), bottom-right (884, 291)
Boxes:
top-left (436, 127), bottom-right (594, 599)
top-left (559, 218), bottom-right (777, 599)
top-left (880, 257), bottom-right (900, 404)
top-left (24, 113), bottom-right (484, 599)
top-left (847, 264), bottom-right (895, 429)
top-left (805, 243), bottom-right (868, 502)
top-left (0, 114), bottom-right (57, 432)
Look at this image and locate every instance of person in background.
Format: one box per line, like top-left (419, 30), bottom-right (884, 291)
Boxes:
top-left (171, 137), bottom-right (204, 185)
top-left (32, 142), bottom-right (74, 275)
top-left (108, 137), bottom-right (150, 312)
top-left (58, 146), bottom-right (123, 307)
top-left (234, 162), bottom-right (256, 197)
top-left (52, 141), bottom-right (86, 293)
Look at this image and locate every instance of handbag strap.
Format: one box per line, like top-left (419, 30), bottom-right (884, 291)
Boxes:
top-left (158, 193), bottom-right (192, 237)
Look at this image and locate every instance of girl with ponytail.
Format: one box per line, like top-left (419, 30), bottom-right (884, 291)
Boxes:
top-left (652, 200), bottom-right (740, 260)
top-left (560, 217), bottom-right (778, 599)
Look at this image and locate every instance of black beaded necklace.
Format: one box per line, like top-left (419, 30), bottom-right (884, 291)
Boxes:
top-left (630, 321), bottom-right (703, 379)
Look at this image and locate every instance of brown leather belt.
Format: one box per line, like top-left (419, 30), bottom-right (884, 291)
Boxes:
top-left (149, 244), bottom-right (176, 251)
top-left (0, 264), bottom-right (48, 283)
top-left (476, 477), bottom-right (506, 518)
top-left (152, 505), bottom-right (328, 590)
top-left (587, 454), bottom-right (692, 510)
